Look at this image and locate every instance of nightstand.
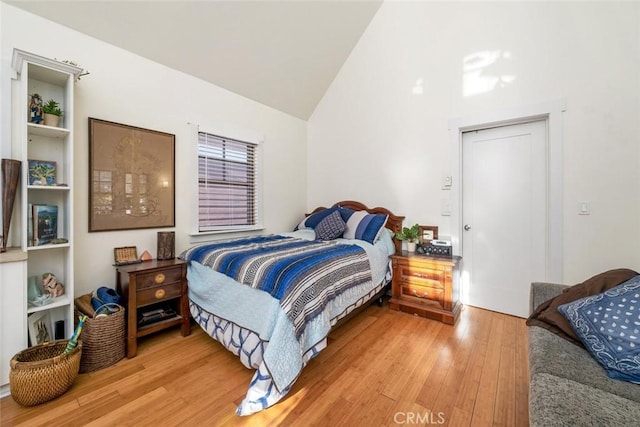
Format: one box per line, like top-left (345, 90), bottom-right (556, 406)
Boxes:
top-left (115, 259), bottom-right (191, 358)
top-left (389, 252), bottom-right (462, 324)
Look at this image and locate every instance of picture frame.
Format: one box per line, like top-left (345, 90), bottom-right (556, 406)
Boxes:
top-left (28, 310), bottom-right (52, 345)
top-left (89, 118), bottom-right (175, 232)
top-left (28, 159), bottom-right (56, 186)
top-left (419, 225), bottom-right (439, 243)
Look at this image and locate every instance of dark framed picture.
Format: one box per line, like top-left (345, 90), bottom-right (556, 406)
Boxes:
top-left (89, 118), bottom-right (175, 232)
top-left (28, 159), bottom-right (56, 186)
top-left (419, 225), bottom-right (438, 243)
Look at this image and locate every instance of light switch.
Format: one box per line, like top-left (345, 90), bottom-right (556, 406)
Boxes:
top-left (442, 175), bottom-right (452, 189)
top-left (578, 201), bottom-right (590, 215)
top-left (441, 198), bottom-right (451, 216)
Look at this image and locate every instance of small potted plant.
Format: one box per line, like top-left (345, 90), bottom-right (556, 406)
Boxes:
top-left (395, 223), bottom-right (420, 252)
top-left (42, 99), bottom-right (63, 127)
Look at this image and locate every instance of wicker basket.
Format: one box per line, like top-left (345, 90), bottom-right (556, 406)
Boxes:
top-left (74, 303), bottom-right (126, 373)
top-left (10, 340), bottom-right (82, 406)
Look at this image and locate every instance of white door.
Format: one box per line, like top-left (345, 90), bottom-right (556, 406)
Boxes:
top-left (461, 120), bottom-right (547, 318)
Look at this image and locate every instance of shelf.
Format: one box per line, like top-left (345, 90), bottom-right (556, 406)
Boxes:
top-left (27, 243), bottom-right (70, 251)
top-left (27, 185), bottom-right (71, 193)
top-left (4, 48), bottom-right (79, 390)
top-left (27, 123), bottom-right (70, 139)
top-left (0, 248), bottom-right (28, 264)
top-left (137, 316), bottom-right (183, 337)
top-left (27, 185), bottom-right (71, 192)
top-left (26, 293), bottom-right (71, 314)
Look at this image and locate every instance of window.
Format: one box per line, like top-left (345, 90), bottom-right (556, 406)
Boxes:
top-left (198, 131), bottom-right (259, 232)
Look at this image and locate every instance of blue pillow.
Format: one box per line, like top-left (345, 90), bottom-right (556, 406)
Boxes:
top-left (339, 208), bottom-right (388, 244)
top-left (295, 207), bottom-right (339, 231)
top-left (314, 210), bottom-right (346, 241)
top-left (558, 275), bottom-right (640, 384)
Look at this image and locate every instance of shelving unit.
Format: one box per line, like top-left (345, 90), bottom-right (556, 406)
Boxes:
top-left (11, 49), bottom-right (82, 346)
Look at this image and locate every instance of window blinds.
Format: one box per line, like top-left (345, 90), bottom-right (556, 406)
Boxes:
top-left (198, 132), bottom-right (257, 231)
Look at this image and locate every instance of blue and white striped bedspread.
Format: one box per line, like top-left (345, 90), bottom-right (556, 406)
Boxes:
top-left (180, 235), bottom-right (372, 337)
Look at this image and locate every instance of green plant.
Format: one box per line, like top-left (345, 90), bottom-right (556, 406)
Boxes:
top-left (42, 99), bottom-right (63, 116)
top-left (395, 223), bottom-right (420, 242)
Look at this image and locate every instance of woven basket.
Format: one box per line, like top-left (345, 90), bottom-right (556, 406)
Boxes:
top-left (74, 303), bottom-right (125, 373)
top-left (10, 340), bottom-right (82, 406)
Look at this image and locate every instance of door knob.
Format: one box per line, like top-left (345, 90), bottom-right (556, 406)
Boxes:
top-left (464, 224), bottom-right (471, 231)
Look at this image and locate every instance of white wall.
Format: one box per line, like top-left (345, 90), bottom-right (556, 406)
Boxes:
top-left (1, 3), bottom-right (307, 296)
top-left (308, 1), bottom-right (640, 283)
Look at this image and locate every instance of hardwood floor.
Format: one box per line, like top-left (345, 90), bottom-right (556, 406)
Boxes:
top-left (0, 303), bottom-right (529, 426)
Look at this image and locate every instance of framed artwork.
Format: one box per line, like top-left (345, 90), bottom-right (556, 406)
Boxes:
top-left (28, 310), bottom-right (52, 345)
top-left (419, 225), bottom-right (439, 243)
top-left (28, 159), bottom-right (56, 185)
top-left (89, 118), bottom-right (175, 232)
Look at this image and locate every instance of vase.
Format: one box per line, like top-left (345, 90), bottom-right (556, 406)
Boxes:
top-left (406, 241), bottom-right (417, 253)
top-left (1, 159), bottom-right (21, 252)
top-left (43, 113), bottom-right (60, 127)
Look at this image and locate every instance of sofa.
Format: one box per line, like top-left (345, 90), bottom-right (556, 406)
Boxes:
top-left (528, 281), bottom-right (640, 426)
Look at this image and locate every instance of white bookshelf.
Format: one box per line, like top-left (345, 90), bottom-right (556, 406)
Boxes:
top-left (3, 50), bottom-right (82, 389)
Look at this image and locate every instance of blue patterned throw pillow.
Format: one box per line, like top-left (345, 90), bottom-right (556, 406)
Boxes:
top-left (558, 275), bottom-right (640, 384)
top-left (314, 210), bottom-right (346, 241)
top-left (339, 208), bottom-right (388, 244)
top-left (294, 207), bottom-right (339, 231)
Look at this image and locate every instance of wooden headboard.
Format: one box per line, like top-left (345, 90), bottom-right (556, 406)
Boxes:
top-left (309, 200), bottom-right (405, 253)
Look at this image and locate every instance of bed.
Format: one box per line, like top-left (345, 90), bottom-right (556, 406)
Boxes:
top-left (179, 201), bottom-right (404, 415)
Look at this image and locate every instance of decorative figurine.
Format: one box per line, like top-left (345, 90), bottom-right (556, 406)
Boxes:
top-left (29, 93), bottom-right (43, 124)
top-left (42, 272), bottom-right (64, 297)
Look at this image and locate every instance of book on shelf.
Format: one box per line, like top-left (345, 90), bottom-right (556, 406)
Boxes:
top-left (27, 203), bottom-right (33, 245)
top-left (32, 204), bottom-right (58, 246)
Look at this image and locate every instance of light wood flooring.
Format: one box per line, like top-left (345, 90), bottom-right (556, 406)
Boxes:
top-left (1, 303), bottom-right (529, 426)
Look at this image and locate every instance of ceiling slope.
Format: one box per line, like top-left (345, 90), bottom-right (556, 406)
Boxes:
top-left (7, 0), bottom-right (382, 119)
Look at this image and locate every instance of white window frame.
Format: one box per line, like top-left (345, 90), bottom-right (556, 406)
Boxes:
top-left (190, 123), bottom-right (263, 237)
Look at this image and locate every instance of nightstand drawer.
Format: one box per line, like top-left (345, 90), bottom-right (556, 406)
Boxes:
top-left (397, 265), bottom-right (445, 289)
top-left (135, 267), bottom-right (183, 290)
top-left (136, 282), bottom-right (182, 307)
top-left (400, 282), bottom-right (445, 307)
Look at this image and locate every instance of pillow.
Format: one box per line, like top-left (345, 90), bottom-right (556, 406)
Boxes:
top-left (526, 268), bottom-right (639, 346)
top-left (377, 228), bottom-right (396, 256)
top-left (294, 207), bottom-right (339, 231)
top-left (558, 275), bottom-right (640, 383)
top-left (341, 209), bottom-right (388, 245)
top-left (314, 210), bottom-right (346, 241)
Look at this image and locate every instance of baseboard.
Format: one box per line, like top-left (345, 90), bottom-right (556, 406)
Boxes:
top-left (1, 383), bottom-right (10, 399)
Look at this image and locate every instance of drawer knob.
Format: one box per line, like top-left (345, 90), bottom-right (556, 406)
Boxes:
top-left (413, 289), bottom-right (429, 298)
top-left (155, 289), bottom-right (166, 299)
top-left (154, 273), bottom-right (166, 284)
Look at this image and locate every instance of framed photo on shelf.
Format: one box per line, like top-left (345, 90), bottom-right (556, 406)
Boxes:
top-left (419, 225), bottom-right (439, 243)
top-left (28, 310), bottom-right (52, 345)
top-left (89, 118), bottom-right (175, 232)
top-left (28, 159), bottom-right (56, 186)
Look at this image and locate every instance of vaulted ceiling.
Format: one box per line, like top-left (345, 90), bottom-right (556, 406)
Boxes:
top-left (7, 0), bottom-right (383, 120)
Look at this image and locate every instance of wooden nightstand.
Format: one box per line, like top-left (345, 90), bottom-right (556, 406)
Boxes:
top-left (115, 259), bottom-right (191, 358)
top-left (389, 252), bottom-right (462, 324)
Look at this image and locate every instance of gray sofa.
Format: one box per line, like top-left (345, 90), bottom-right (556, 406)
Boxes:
top-left (528, 282), bottom-right (640, 426)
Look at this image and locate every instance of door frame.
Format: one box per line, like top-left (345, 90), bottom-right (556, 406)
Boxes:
top-left (448, 99), bottom-right (566, 286)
